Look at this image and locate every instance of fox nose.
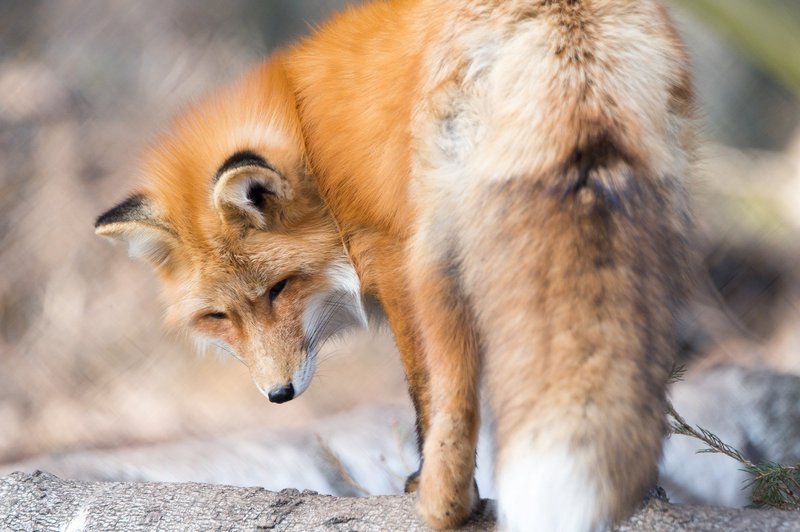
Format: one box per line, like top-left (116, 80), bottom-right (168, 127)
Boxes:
top-left (267, 383), bottom-right (295, 404)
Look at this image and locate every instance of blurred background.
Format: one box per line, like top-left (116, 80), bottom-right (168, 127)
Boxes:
top-left (0, 0), bottom-right (798, 506)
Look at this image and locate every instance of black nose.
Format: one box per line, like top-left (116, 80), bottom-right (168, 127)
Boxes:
top-left (267, 383), bottom-right (295, 404)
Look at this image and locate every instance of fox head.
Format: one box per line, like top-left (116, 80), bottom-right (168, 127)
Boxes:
top-left (95, 57), bottom-right (365, 403)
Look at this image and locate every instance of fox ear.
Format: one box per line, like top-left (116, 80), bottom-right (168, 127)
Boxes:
top-left (212, 151), bottom-right (291, 230)
top-left (95, 193), bottom-right (176, 267)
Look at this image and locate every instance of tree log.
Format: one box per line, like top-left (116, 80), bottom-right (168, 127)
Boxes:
top-left (2, 471), bottom-right (799, 531)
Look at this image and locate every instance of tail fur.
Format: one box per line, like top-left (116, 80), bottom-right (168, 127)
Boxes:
top-left (465, 145), bottom-right (691, 530)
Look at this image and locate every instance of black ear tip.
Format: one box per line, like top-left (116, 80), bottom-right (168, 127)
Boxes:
top-left (214, 150), bottom-right (273, 184)
top-left (94, 209), bottom-right (112, 228)
top-left (95, 194), bottom-right (149, 228)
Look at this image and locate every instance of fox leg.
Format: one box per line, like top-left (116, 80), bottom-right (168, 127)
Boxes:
top-left (407, 230), bottom-right (481, 529)
top-left (362, 241), bottom-right (431, 492)
top-left (375, 276), bottom-right (431, 492)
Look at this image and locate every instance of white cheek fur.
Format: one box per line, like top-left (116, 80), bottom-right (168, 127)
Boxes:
top-left (291, 354), bottom-right (316, 398)
top-left (191, 333), bottom-right (242, 364)
top-left (301, 259), bottom-right (367, 369)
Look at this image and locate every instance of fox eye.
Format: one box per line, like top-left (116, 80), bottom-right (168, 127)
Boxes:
top-left (269, 279), bottom-right (288, 303)
top-left (204, 311), bottom-right (228, 320)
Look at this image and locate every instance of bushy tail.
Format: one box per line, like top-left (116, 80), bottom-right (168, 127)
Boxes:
top-left (460, 140), bottom-right (691, 530)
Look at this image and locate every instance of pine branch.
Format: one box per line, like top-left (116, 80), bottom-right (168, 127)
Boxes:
top-left (744, 463), bottom-right (800, 511)
top-left (666, 400), bottom-right (749, 464)
top-left (668, 364), bottom-right (687, 385)
top-left (666, 398), bottom-right (800, 510)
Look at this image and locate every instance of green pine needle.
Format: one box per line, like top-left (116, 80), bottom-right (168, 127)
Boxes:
top-left (744, 463), bottom-right (800, 511)
top-left (668, 364), bottom-right (687, 385)
top-left (666, 399), bottom-right (800, 511)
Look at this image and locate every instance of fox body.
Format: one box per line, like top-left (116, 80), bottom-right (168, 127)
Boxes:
top-left (97, 0), bottom-right (695, 530)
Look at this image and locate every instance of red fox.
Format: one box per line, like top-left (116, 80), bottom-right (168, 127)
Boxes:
top-left (97, 1), bottom-right (696, 530)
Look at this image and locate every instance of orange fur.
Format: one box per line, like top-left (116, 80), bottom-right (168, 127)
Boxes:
top-left (96, 57), bottom-right (363, 402)
top-left (97, 1), bottom-right (697, 530)
top-left (284, 0), bottom-right (696, 529)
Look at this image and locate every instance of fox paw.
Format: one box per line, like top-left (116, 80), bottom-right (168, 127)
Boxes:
top-left (417, 471), bottom-right (478, 529)
top-left (404, 468), bottom-right (420, 493)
